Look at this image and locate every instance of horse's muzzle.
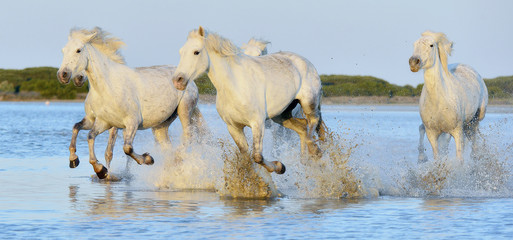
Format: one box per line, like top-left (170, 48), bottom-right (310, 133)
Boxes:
top-left (172, 73), bottom-right (187, 91)
top-left (73, 74), bottom-right (86, 87)
top-left (57, 70), bottom-right (71, 84)
top-left (409, 56), bottom-right (421, 72)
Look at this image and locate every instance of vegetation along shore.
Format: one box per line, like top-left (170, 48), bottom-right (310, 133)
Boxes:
top-left (1, 67), bottom-right (512, 105)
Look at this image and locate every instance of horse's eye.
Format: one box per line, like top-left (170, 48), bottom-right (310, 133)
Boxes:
top-left (76, 49), bottom-right (81, 53)
top-left (430, 44), bottom-right (433, 48)
top-left (194, 51), bottom-right (200, 55)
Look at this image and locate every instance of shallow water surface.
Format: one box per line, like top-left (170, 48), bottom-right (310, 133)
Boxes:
top-left (1, 102), bottom-right (513, 239)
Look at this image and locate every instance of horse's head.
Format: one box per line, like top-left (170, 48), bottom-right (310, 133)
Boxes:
top-left (57, 29), bottom-right (97, 84)
top-left (172, 26), bottom-right (210, 91)
top-left (409, 31), bottom-right (453, 74)
top-left (241, 38), bottom-right (270, 56)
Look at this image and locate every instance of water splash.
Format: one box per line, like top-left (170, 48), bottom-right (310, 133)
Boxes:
top-left (216, 140), bottom-right (280, 199)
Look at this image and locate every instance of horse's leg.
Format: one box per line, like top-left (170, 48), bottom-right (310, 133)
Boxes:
top-left (438, 133), bottom-right (451, 159)
top-left (69, 117), bottom-right (94, 168)
top-left (104, 127), bottom-right (118, 169)
top-left (271, 100), bottom-right (309, 154)
top-left (123, 124), bottom-right (154, 165)
top-left (300, 100), bottom-right (322, 158)
top-left (152, 122), bottom-right (173, 150)
top-left (425, 128), bottom-right (441, 160)
top-left (451, 127), bottom-right (465, 162)
top-left (177, 101), bottom-right (194, 145)
top-left (250, 121), bottom-right (286, 174)
top-left (418, 124), bottom-right (428, 163)
top-left (87, 120), bottom-right (111, 179)
top-left (464, 112), bottom-right (481, 159)
top-left (226, 123), bottom-right (249, 154)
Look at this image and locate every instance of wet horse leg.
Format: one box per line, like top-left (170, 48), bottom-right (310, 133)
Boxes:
top-left (271, 100), bottom-right (308, 153)
top-left (69, 117), bottom-right (94, 168)
top-left (418, 124), bottom-right (428, 163)
top-left (251, 121), bottom-right (286, 174)
top-left (87, 120), bottom-right (111, 179)
top-left (177, 100), bottom-right (194, 145)
top-left (123, 124), bottom-right (154, 166)
top-left (425, 128), bottom-right (441, 161)
top-left (302, 102), bottom-right (322, 159)
top-left (105, 127), bottom-right (118, 169)
top-left (226, 123), bottom-right (249, 154)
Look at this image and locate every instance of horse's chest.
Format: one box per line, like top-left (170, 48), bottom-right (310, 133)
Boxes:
top-left (420, 104), bottom-right (459, 131)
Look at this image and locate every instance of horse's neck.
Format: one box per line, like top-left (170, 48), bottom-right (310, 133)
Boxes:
top-left (423, 56), bottom-right (454, 104)
top-left (85, 46), bottom-right (125, 95)
top-left (206, 53), bottom-right (239, 95)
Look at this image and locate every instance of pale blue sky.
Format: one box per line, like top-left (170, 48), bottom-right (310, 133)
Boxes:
top-left (0, 0), bottom-right (512, 86)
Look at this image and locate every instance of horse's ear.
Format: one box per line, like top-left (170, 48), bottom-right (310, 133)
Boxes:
top-left (198, 26), bottom-right (205, 37)
top-left (84, 31), bottom-right (97, 43)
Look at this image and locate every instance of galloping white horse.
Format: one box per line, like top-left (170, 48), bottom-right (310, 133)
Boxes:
top-left (409, 31), bottom-right (488, 162)
top-left (172, 26), bottom-right (325, 174)
top-left (57, 27), bottom-right (203, 179)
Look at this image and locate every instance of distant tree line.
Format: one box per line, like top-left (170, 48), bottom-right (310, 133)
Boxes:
top-left (0, 67), bottom-right (512, 100)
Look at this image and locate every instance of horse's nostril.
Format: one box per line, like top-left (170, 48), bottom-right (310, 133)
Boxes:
top-left (178, 76), bottom-right (184, 82)
top-left (62, 72), bottom-right (68, 78)
top-left (415, 59), bottom-right (420, 64)
top-left (77, 75), bottom-right (83, 81)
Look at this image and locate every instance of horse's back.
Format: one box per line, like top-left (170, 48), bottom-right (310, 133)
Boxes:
top-left (450, 63), bottom-right (488, 120)
top-left (133, 65), bottom-right (186, 128)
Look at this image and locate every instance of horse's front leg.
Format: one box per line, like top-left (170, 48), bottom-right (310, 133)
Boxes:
top-left (87, 120), bottom-right (111, 179)
top-left (251, 122), bottom-right (286, 174)
top-left (177, 101), bottom-right (194, 145)
top-left (226, 123), bottom-right (249, 154)
top-left (69, 117), bottom-right (94, 168)
top-left (123, 124), bottom-right (154, 165)
top-left (105, 127), bottom-right (118, 169)
top-left (425, 128), bottom-right (441, 160)
top-left (451, 127), bottom-right (465, 162)
top-left (418, 124), bottom-right (428, 163)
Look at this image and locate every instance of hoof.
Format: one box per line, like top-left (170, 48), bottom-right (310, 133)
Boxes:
top-left (69, 157), bottom-right (80, 168)
top-left (273, 161), bottom-right (286, 174)
top-left (96, 166), bottom-right (108, 179)
top-left (418, 153), bottom-right (428, 164)
top-left (142, 153), bottom-right (155, 165)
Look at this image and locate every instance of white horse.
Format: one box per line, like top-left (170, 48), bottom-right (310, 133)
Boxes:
top-left (57, 27), bottom-right (203, 179)
top-left (172, 26), bottom-right (326, 174)
top-left (409, 31), bottom-right (488, 162)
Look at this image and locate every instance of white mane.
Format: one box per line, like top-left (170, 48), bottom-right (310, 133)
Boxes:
top-left (421, 31), bottom-right (453, 75)
top-left (241, 38), bottom-right (270, 56)
top-left (189, 29), bottom-right (240, 57)
top-left (70, 27), bottom-right (126, 64)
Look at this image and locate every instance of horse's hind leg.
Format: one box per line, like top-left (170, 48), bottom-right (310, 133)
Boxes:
top-left (152, 111), bottom-right (177, 150)
top-left (87, 120), bottom-right (111, 179)
top-left (123, 124), bottom-right (154, 166)
top-left (105, 127), bottom-right (118, 169)
top-left (418, 124), bottom-right (428, 163)
top-left (465, 114), bottom-right (481, 159)
top-left (69, 117), bottom-right (94, 168)
top-left (271, 100), bottom-right (308, 153)
top-left (299, 100), bottom-right (322, 158)
top-left (250, 121), bottom-right (286, 174)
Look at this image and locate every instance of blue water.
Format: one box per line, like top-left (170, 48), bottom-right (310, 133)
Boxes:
top-left (1, 102), bottom-right (513, 239)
